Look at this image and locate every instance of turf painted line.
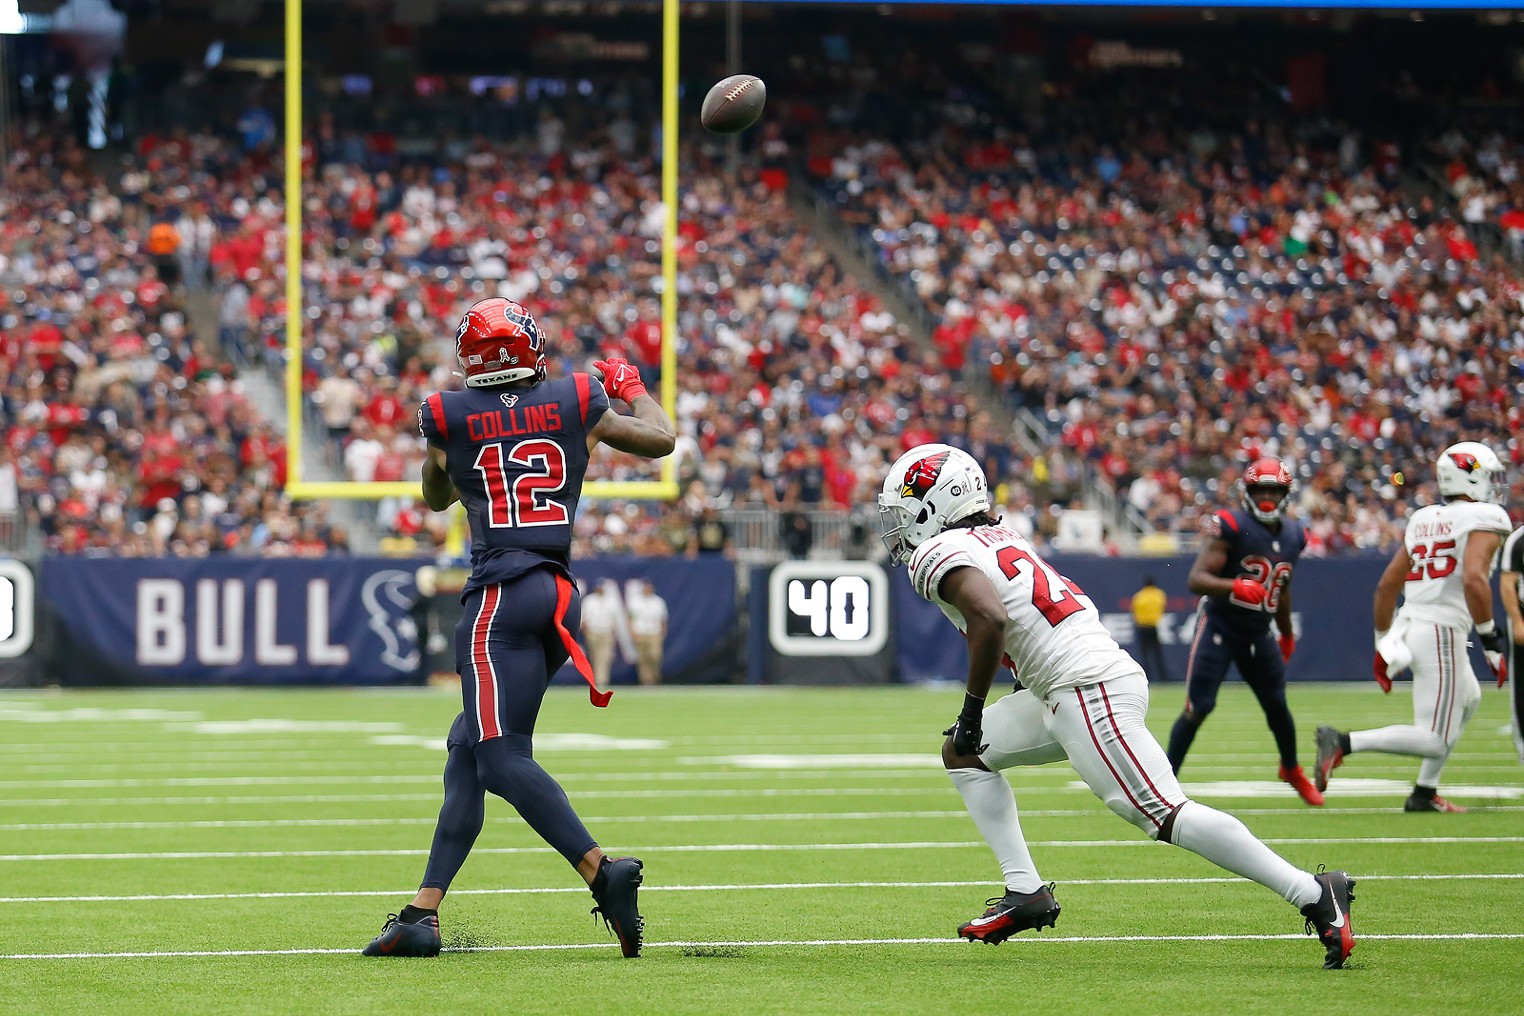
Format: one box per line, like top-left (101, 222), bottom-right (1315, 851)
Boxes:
top-left (13, 804), bottom-right (1524, 831)
top-left (8, 835), bottom-right (1524, 862)
top-left (0, 770), bottom-right (960, 790)
top-left (0, 811), bottom-right (974, 831)
top-left (3, 789), bottom-right (1520, 816)
top-left (10, 872), bottom-right (1522, 904)
top-left (6, 932), bottom-right (1524, 960)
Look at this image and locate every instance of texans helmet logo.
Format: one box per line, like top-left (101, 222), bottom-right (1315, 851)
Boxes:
top-left (1448, 451), bottom-right (1480, 473)
top-left (901, 451), bottom-right (950, 499)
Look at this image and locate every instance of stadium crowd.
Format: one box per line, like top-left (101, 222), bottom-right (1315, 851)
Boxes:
top-left (0, 130), bottom-right (351, 556)
top-left (6, 75), bottom-right (1522, 559)
top-left (816, 109), bottom-right (1524, 552)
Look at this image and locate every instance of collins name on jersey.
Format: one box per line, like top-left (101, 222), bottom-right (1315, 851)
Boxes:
top-left (1400, 499), bottom-right (1512, 631)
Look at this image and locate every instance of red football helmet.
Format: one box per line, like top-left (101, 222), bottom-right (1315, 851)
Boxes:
top-left (454, 297), bottom-right (547, 388)
top-left (1238, 457), bottom-right (1294, 523)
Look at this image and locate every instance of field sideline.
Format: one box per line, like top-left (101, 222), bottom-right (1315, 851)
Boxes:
top-left (3, 683), bottom-right (1522, 1015)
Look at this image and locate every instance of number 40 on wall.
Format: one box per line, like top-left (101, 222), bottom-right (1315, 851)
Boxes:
top-left (768, 561), bottom-right (889, 657)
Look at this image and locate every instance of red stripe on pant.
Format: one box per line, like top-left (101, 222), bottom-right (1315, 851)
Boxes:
top-left (473, 585), bottom-right (503, 740)
top-left (1439, 627), bottom-right (1456, 743)
top-left (1098, 682), bottom-right (1176, 814)
top-left (1076, 686), bottom-right (1161, 831)
top-left (1183, 612), bottom-right (1207, 694)
top-left (553, 574), bottom-right (612, 707)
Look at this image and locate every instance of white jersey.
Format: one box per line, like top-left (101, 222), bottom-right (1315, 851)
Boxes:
top-left (909, 524), bottom-right (1140, 701)
top-left (1399, 499), bottom-right (1512, 630)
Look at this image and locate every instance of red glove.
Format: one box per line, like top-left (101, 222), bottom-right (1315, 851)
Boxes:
top-left (1230, 577), bottom-right (1268, 607)
top-left (1373, 653), bottom-right (1392, 694)
top-left (592, 358), bottom-right (648, 403)
top-left (1278, 633), bottom-right (1295, 662)
top-left (1494, 653), bottom-right (1509, 688)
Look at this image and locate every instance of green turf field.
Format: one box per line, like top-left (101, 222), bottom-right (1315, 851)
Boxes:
top-left (3, 683), bottom-right (1522, 1015)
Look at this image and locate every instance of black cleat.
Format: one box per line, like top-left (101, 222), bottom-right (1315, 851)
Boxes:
top-left (957, 884), bottom-right (1061, 945)
top-left (1313, 726), bottom-right (1345, 794)
top-left (1300, 868), bottom-right (1356, 969)
top-left (590, 856), bottom-right (644, 958)
top-left (361, 912), bottom-right (442, 957)
top-left (1404, 794), bottom-right (1466, 813)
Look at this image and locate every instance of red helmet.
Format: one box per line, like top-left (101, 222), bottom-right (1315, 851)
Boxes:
top-left (454, 298), bottom-right (546, 388)
top-left (1238, 457), bottom-right (1294, 523)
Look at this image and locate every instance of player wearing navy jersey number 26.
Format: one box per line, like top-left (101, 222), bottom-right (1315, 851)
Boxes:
top-left (362, 297), bottom-right (674, 959)
top-left (1166, 457), bottom-right (1324, 806)
top-left (1315, 442), bottom-right (1512, 812)
top-left (881, 444), bottom-right (1355, 969)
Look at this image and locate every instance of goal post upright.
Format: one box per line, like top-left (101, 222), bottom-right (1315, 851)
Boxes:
top-left (283, 0), bottom-right (304, 493)
top-left (282, 0), bottom-right (680, 502)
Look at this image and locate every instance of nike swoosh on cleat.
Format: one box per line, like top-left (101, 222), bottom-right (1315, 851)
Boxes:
top-left (379, 937), bottom-right (398, 953)
top-left (1329, 889), bottom-right (1346, 929)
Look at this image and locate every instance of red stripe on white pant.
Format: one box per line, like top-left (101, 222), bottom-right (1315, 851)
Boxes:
top-left (1075, 686), bottom-right (1167, 831)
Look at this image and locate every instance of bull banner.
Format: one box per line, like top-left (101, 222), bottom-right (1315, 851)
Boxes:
top-left (37, 556), bottom-right (741, 688)
top-left (892, 555), bottom-right (1400, 685)
top-left (38, 557), bottom-right (428, 686)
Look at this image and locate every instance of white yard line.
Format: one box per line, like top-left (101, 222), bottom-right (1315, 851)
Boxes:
top-left (9, 805), bottom-right (1524, 831)
top-left (6, 835), bottom-right (1521, 862)
top-left (8, 872), bottom-right (1520, 905)
top-left (2, 788), bottom-right (1520, 814)
top-left (6, 932), bottom-right (1523, 960)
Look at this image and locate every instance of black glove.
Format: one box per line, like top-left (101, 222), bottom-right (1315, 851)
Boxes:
top-left (1477, 624), bottom-right (1506, 656)
top-left (943, 694), bottom-right (988, 757)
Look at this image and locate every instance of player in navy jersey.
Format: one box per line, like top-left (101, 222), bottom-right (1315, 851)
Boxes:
top-left (362, 297), bottom-right (675, 959)
top-left (1165, 458), bottom-right (1324, 806)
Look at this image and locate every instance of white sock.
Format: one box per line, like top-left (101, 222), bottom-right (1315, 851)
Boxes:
top-left (1169, 801), bottom-right (1321, 908)
top-left (1350, 725), bottom-right (1448, 758)
top-left (948, 768), bottom-right (1042, 892)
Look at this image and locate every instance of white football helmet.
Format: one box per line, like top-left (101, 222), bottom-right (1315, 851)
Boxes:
top-left (1436, 441), bottom-right (1506, 504)
top-left (877, 444), bottom-right (991, 563)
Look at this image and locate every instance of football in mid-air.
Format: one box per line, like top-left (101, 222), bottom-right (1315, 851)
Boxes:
top-left (701, 74), bottom-right (766, 134)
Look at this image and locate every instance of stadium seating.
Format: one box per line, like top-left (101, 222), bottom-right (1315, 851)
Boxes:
top-left (0, 132), bottom-right (347, 556)
top-left (815, 115), bottom-right (1524, 551)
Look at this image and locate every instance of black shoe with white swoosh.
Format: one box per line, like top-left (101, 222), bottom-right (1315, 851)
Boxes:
top-left (1300, 867), bottom-right (1356, 969)
top-left (957, 884), bottom-right (1060, 944)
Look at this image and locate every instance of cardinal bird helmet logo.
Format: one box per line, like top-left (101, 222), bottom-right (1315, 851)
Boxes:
top-left (901, 451), bottom-right (951, 500)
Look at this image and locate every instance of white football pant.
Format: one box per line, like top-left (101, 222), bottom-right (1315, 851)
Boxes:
top-left (1350, 621), bottom-right (1481, 787)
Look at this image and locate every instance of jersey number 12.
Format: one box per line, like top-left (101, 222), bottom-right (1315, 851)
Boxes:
top-left (474, 440), bottom-right (570, 528)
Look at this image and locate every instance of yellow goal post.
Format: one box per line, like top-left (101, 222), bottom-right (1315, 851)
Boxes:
top-left (281, 0), bottom-right (680, 502)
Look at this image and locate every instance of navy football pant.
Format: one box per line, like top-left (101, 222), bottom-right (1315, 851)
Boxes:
top-left (419, 569), bottom-right (597, 892)
top-left (1167, 614), bottom-right (1299, 772)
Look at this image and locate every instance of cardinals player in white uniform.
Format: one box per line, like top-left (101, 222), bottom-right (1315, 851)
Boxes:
top-left (1314, 441), bottom-right (1512, 812)
top-left (878, 444), bottom-right (1357, 970)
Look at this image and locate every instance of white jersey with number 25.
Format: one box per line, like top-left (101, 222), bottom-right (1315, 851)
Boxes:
top-left (909, 525), bottom-right (1140, 701)
top-left (1399, 499), bottom-right (1512, 631)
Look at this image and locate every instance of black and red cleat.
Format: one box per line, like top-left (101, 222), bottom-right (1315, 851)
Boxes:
top-left (1313, 726), bottom-right (1346, 794)
top-left (1404, 794), bottom-right (1467, 813)
top-left (1301, 868), bottom-right (1356, 969)
top-left (361, 912), bottom-right (442, 957)
top-left (957, 884), bottom-right (1060, 945)
top-left (590, 856), bottom-right (645, 958)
